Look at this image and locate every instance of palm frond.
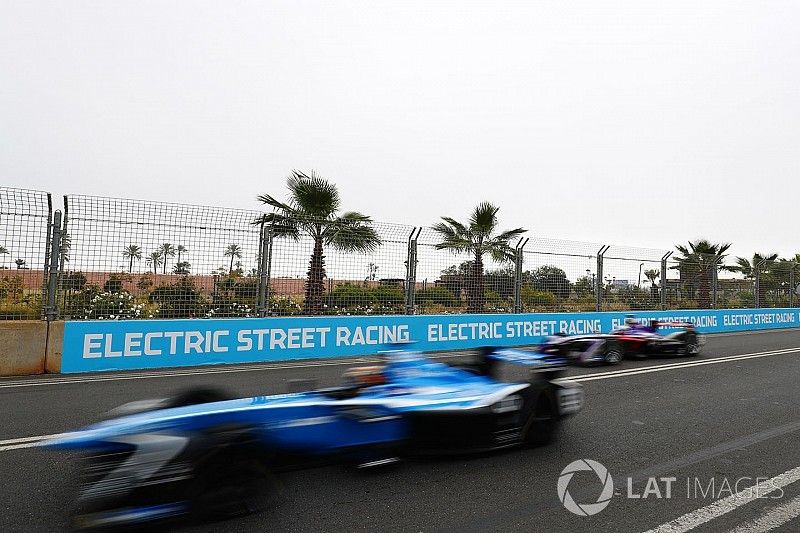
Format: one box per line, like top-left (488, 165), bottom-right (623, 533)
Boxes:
top-left (258, 212), bottom-right (301, 241)
top-left (469, 202), bottom-right (499, 236)
top-left (286, 170), bottom-right (341, 218)
top-left (325, 214), bottom-right (382, 253)
top-left (256, 193), bottom-right (295, 213)
top-left (486, 243), bottom-right (516, 263)
top-left (492, 227), bottom-right (527, 243)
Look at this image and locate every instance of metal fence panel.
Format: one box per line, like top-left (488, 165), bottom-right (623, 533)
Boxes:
top-left (0, 187), bottom-right (52, 320)
top-left (266, 219), bottom-right (414, 317)
top-left (58, 195), bottom-right (263, 320)
top-left (0, 190), bottom-right (777, 320)
top-left (601, 245), bottom-right (666, 312)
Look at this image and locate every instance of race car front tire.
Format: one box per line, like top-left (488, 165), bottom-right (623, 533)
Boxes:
top-left (190, 448), bottom-right (273, 521)
top-left (603, 341), bottom-right (624, 365)
top-left (524, 394), bottom-right (557, 446)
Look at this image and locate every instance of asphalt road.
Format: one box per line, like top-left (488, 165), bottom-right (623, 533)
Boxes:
top-left (2, 329), bottom-right (800, 532)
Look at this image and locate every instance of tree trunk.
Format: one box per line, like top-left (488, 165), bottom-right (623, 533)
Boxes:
top-left (698, 269), bottom-right (710, 309)
top-left (467, 251), bottom-right (485, 313)
top-left (163, 255), bottom-right (168, 275)
top-left (129, 257), bottom-right (134, 273)
top-left (230, 255), bottom-right (235, 274)
top-left (304, 237), bottom-right (326, 315)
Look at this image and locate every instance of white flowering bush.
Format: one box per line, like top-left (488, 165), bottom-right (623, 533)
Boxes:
top-left (269, 296), bottom-right (303, 316)
top-left (80, 291), bottom-right (148, 320)
top-left (207, 301), bottom-right (254, 318)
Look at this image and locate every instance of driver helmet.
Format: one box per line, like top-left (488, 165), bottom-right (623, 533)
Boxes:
top-left (624, 314), bottom-right (638, 326)
top-left (342, 365), bottom-right (387, 387)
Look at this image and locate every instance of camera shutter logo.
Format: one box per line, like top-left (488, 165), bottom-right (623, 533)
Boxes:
top-left (557, 459), bottom-right (614, 516)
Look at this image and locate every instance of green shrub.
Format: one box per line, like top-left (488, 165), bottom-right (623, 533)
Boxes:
top-left (149, 276), bottom-right (205, 318)
top-left (416, 287), bottom-right (459, 308)
top-left (0, 298), bottom-right (41, 320)
top-left (328, 284), bottom-right (377, 309)
top-left (373, 285), bottom-right (404, 306)
top-left (521, 287), bottom-right (557, 311)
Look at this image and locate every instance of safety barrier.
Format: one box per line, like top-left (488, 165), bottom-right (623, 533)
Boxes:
top-left (56, 308), bottom-right (800, 373)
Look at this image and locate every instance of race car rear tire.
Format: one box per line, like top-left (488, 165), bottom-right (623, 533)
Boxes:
top-left (524, 394), bottom-right (556, 446)
top-left (682, 332), bottom-right (700, 357)
top-left (166, 387), bottom-right (232, 408)
top-left (603, 341), bottom-right (624, 365)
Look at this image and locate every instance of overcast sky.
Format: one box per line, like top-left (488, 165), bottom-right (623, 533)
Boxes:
top-left (2, 1), bottom-right (798, 259)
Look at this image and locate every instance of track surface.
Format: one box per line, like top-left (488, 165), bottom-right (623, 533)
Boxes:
top-left (2, 329), bottom-right (800, 532)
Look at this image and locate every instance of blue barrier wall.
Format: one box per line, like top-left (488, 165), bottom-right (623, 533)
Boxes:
top-left (61, 308), bottom-right (800, 373)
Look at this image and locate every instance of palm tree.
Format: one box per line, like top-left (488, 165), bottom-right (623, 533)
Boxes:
top-left (158, 243), bottom-right (176, 274)
top-left (733, 252), bottom-right (779, 305)
top-left (176, 245), bottom-right (188, 263)
top-left (255, 171), bottom-right (382, 315)
top-left (0, 245), bottom-right (8, 268)
top-left (432, 202), bottom-right (526, 312)
top-left (644, 269), bottom-right (660, 285)
top-left (732, 253), bottom-right (778, 279)
top-left (644, 268), bottom-right (660, 299)
top-left (14, 258), bottom-right (26, 269)
top-left (146, 251), bottom-right (163, 275)
top-left (224, 244), bottom-right (242, 274)
top-left (672, 240), bottom-right (733, 308)
top-left (122, 244), bottom-right (142, 273)
top-left (173, 261), bottom-right (191, 274)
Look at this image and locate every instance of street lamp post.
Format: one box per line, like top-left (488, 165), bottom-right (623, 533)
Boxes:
top-left (638, 263), bottom-right (644, 288)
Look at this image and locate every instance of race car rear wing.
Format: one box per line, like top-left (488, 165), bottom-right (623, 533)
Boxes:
top-left (654, 321), bottom-right (695, 329)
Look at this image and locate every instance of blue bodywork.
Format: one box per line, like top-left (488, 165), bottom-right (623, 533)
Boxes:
top-left (45, 348), bottom-right (568, 455)
top-left (43, 348), bottom-right (581, 529)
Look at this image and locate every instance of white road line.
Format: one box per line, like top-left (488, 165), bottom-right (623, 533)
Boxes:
top-left (0, 441), bottom-right (45, 452)
top-left (0, 433), bottom-right (64, 445)
top-left (569, 347), bottom-right (800, 383)
top-left (728, 494), bottom-right (800, 533)
top-left (2, 345), bottom-right (799, 453)
top-left (642, 466), bottom-right (800, 533)
top-left (0, 347), bottom-right (800, 451)
top-left (0, 328), bottom-right (794, 388)
top-left (0, 357), bottom-right (382, 389)
top-left (0, 353), bottom-right (474, 389)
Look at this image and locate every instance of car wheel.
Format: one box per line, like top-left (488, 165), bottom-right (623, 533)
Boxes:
top-left (603, 342), bottom-right (624, 365)
top-left (191, 451), bottom-right (273, 521)
top-left (524, 394), bottom-right (557, 446)
top-left (683, 332), bottom-right (700, 357)
top-left (167, 387), bottom-right (232, 408)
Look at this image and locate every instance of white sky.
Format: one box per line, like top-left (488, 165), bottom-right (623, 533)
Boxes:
top-left (2, 1), bottom-right (798, 260)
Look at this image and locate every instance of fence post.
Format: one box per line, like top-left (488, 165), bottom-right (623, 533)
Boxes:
top-left (513, 238), bottom-right (529, 313)
top-left (661, 251), bottom-right (672, 311)
top-left (711, 262), bottom-right (718, 309)
top-left (256, 223), bottom-right (273, 317)
top-left (596, 245), bottom-right (609, 312)
top-left (405, 228), bottom-right (421, 315)
top-left (754, 260), bottom-right (765, 308)
top-left (44, 210), bottom-right (63, 322)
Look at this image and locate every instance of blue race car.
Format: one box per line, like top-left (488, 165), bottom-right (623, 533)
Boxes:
top-left (43, 347), bottom-right (583, 529)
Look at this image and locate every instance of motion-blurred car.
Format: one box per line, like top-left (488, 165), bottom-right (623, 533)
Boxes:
top-left (540, 318), bottom-right (703, 365)
top-left (43, 346), bottom-right (583, 529)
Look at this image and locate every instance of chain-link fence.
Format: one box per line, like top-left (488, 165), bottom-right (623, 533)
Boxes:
top-left (5, 189), bottom-right (799, 321)
top-left (57, 195), bottom-right (263, 320)
top-left (0, 187), bottom-right (52, 319)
